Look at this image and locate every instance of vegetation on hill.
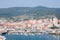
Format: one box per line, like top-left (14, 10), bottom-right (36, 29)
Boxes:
top-left (0, 6), bottom-right (60, 19)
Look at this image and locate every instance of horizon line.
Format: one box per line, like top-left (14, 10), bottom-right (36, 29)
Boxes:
top-left (0, 6), bottom-right (60, 9)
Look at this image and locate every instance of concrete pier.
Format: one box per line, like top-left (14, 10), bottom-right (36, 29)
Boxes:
top-left (0, 36), bottom-right (6, 40)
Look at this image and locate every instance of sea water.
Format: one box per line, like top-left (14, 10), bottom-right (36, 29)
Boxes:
top-left (4, 34), bottom-right (60, 40)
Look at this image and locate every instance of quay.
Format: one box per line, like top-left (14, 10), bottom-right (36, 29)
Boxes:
top-left (0, 36), bottom-right (6, 40)
top-left (48, 29), bottom-right (60, 35)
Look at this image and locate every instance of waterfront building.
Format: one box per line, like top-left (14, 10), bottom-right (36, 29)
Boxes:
top-left (0, 16), bottom-right (60, 35)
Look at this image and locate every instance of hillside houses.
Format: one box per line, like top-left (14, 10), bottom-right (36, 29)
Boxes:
top-left (0, 16), bottom-right (60, 34)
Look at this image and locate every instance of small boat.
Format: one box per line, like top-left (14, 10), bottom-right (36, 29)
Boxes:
top-left (1, 30), bottom-right (9, 35)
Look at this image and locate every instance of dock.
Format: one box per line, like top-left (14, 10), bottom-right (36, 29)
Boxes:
top-left (0, 36), bottom-right (6, 40)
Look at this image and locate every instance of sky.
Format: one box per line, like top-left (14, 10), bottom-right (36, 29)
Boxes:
top-left (0, 0), bottom-right (60, 8)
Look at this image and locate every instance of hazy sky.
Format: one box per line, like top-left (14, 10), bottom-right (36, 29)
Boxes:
top-left (0, 0), bottom-right (60, 8)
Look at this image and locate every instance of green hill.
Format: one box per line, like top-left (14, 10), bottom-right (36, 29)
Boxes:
top-left (0, 6), bottom-right (60, 19)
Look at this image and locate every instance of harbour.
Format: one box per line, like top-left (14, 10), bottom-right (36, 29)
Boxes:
top-left (4, 33), bottom-right (60, 40)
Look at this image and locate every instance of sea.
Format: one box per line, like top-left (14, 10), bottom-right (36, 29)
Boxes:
top-left (4, 33), bottom-right (60, 40)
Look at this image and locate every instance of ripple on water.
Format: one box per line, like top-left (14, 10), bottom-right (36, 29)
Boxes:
top-left (4, 34), bottom-right (59, 40)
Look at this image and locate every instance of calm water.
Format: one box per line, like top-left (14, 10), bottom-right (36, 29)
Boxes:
top-left (4, 34), bottom-right (60, 40)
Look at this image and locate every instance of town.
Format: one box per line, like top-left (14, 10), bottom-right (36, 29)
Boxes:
top-left (0, 16), bottom-right (60, 35)
top-left (0, 16), bottom-right (60, 40)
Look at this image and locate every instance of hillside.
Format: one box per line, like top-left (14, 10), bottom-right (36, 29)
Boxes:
top-left (0, 6), bottom-right (60, 19)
